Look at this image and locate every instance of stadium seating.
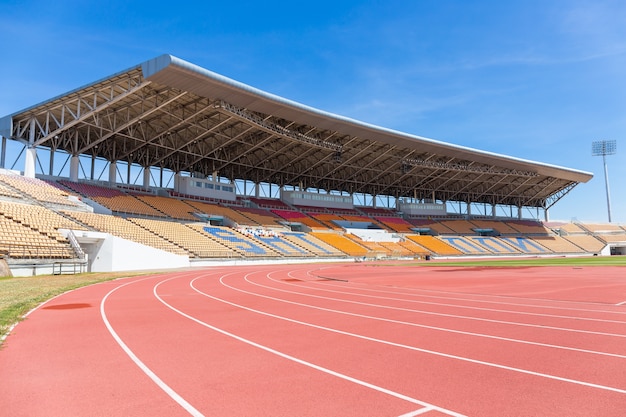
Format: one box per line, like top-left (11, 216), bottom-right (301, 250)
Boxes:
top-left (58, 180), bottom-right (125, 198)
top-left (271, 209), bottom-right (327, 229)
top-left (358, 207), bottom-right (396, 217)
top-left (373, 216), bottom-right (414, 233)
top-left (0, 170), bottom-right (623, 268)
top-left (466, 236), bottom-right (520, 254)
top-left (96, 195), bottom-right (165, 217)
top-left (200, 226), bottom-right (279, 257)
top-left (392, 239), bottom-right (430, 256)
top-left (128, 218), bottom-right (234, 258)
top-left (406, 218), bottom-right (456, 234)
top-left (0, 203), bottom-right (78, 259)
top-left (308, 213), bottom-right (344, 230)
top-left (64, 211), bottom-right (189, 256)
top-left (578, 223), bottom-right (625, 233)
top-left (0, 182), bottom-right (24, 199)
top-left (531, 236), bottom-right (583, 253)
top-left (594, 233), bottom-right (626, 244)
top-left (133, 195), bottom-right (199, 220)
top-left (500, 237), bottom-right (549, 254)
top-left (309, 231), bottom-right (369, 257)
top-left (347, 235), bottom-right (391, 256)
top-left (59, 180), bottom-right (164, 217)
top-left (253, 234), bottom-right (312, 257)
top-left (505, 220), bottom-right (550, 234)
top-left (182, 200), bottom-right (254, 225)
top-left (468, 219), bottom-right (520, 235)
top-left (0, 174), bottom-right (78, 207)
top-left (281, 232), bottom-right (345, 257)
top-left (0, 201), bottom-right (86, 241)
top-left (406, 235), bottom-right (462, 255)
top-left (561, 234), bottom-right (605, 253)
top-left (234, 207), bottom-right (285, 227)
top-left (249, 197), bottom-right (291, 209)
top-left (439, 236), bottom-right (490, 254)
top-left (438, 220), bottom-right (479, 235)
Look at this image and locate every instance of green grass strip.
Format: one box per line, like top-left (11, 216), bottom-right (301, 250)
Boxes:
top-left (419, 256), bottom-right (626, 267)
top-left (0, 271), bottom-right (155, 344)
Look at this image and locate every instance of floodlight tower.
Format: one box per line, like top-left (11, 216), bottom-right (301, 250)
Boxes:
top-left (592, 140), bottom-right (617, 222)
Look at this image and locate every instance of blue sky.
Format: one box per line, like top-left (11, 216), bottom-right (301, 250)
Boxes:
top-left (1, 0), bottom-right (625, 223)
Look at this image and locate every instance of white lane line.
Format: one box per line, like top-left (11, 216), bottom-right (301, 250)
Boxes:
top-left (306, 266), bottom-right (626, 308)
top-left (309, 265), bottom-right (626, 312)
top-left (193, 273), bottom-right (626, 395)
top-left (100, 275), bottom-right (205, 417)
top-left (314, 277), bottom-right (626, 317)
top-left (153, 274), bottom-right (465, 417)
top-left (229, 273), bottom-right (626, 359)
top-left (398, 407), bottom-right (437, 417)
top-left (616, 300), bottom-right (626, 306)
top-left (278, 271), bottom-right (626, 326)
top-left (270, 270), bottom-right (626, 337)
top-left (245, 271), bottom-right (626, 339)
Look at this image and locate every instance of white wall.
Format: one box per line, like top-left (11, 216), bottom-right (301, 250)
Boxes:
top-left (70, 230), bottom-right (189, 272)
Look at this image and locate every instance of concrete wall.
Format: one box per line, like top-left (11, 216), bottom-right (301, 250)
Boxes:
top-left (70, 230), bottom-right (189, 272)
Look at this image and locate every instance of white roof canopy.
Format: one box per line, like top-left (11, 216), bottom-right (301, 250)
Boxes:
top-left (0, 54), bottom-right (592, 209)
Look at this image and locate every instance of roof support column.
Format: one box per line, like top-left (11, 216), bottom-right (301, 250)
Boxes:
top-left (48, 149), bottom-right (55, 176)
top-left (109, 161), bottom-right (117, 184)
top-left (255, 182), bottom-right (260, 198)
top-left (143, 166), bottom-right (151, 188)
top-left (90, 154), bottom-right (96, 180)
top-left (24, 147), bottom-right (36, 178)
top-left (1, 135), bottom-right (6, 169)
top-left (70, 155), bottom-right (80, 182)
top-left (544, 207), bottom-right (549, 222)
top-left (491, 203), bottom-right (496, 219)
top-left (24, 118), bottom-right (37, 178)
top-left (173, 172), bottom-right (181, 191)
top-left (517, 206), bottom-right (522, 220)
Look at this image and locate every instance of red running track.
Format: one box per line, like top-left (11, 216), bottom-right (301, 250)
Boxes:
top-left (1, 263), bottom-right (626, 416)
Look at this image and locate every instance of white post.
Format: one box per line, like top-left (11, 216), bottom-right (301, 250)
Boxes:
top-left (70, 155), bottom-right (80, 182)
top-left (24, 119), bottom-right (37, 178)
top-left (108, 161), bottom-right (117, 184)
top-left (602, 153), bottom-right (613, 222)
top-left (143, 166), bottom-right (151, 188)
top-left (24, 147), bottom-right (36, 178)
top-left (0, 136), bottom-right (6, 169)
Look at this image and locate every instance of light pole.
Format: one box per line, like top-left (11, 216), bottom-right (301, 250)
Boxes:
top-left (592, 140), bottom-right (617, 223)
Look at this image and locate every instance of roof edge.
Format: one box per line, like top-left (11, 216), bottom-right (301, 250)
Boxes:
top-left (141, 54), bottom-right (593, 183)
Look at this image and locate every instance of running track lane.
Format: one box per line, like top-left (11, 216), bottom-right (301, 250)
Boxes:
top-left (0, 264), bottom-right (625, 416)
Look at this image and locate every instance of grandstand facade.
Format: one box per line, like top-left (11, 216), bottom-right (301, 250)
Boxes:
top-left (0, 55), bottom-right (620, 275)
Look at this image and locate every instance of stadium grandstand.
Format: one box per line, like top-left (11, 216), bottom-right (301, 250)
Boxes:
top-left (0, 54), bottom-right (623, 275)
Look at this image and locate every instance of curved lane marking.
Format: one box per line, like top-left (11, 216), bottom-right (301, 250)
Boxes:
top-left (287, 269), bottom-right (626, 325)
top-left (154, 273), bottom-right (466, 417)
top-left (273, 269), bottom-right (626, 333)
top-left (100, 275), bottom-right (205, 417)
top-left (188, 270), bottom-right (626, 395)
top-left (309, 264), bottom-right (626, 313)
top-left (250, 270), bottom-right (626, 339)
top-left (228, 271), bottom-right (626, 359)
